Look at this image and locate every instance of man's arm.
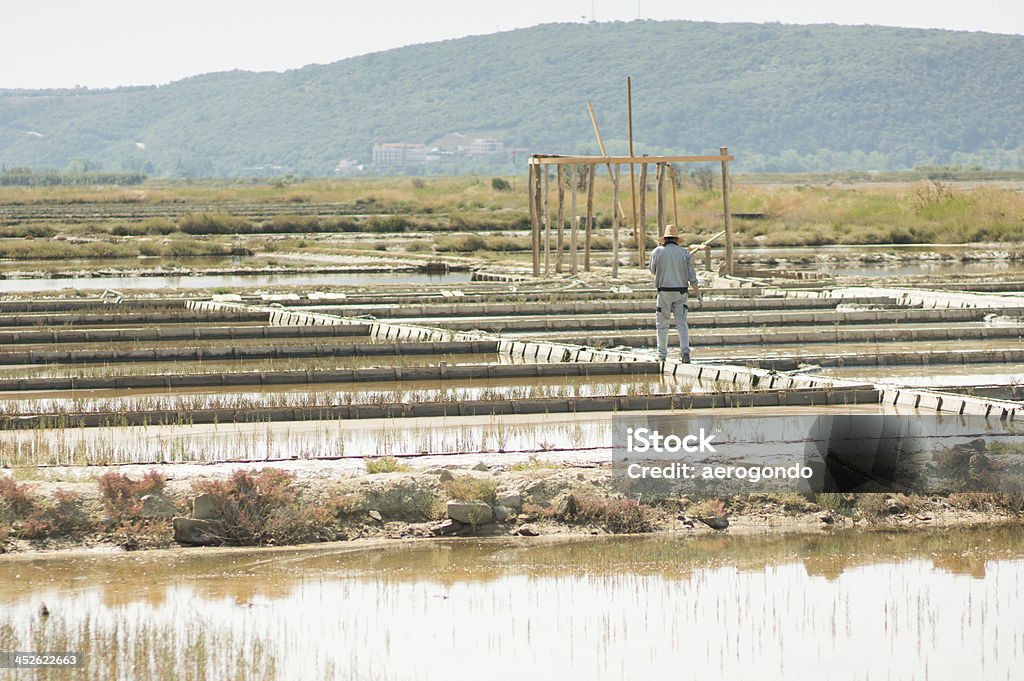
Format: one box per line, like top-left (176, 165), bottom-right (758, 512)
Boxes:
top-left (686, 251), bottom-right (702, 301)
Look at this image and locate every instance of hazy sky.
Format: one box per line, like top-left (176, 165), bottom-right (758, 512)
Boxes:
top-left (3, 0), bottom-right (1022, 89)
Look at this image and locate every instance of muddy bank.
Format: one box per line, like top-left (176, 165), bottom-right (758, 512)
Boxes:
top-left (2, 461), bottom-right (1021, 556)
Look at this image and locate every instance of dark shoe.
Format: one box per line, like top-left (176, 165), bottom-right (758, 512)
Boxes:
top-left (681, 354), bottom-right (691, 364)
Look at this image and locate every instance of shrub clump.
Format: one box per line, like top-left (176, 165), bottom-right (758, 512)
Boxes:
top-left (98, 470), bottom-right (166, 523)
top-left (442, 475), bottom-right (497, 503)
top-left (557, 492), bottom-right (654, 534)
top-left (0, 477), bottom-right (94, 545)
top-left (365, 457), bottom-right (412, 474)
top-left (192, 469), bottom-right (337, 546)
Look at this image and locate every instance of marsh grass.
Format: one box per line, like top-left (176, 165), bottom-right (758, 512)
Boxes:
top-left (4, 175), bottom-right (1024, 253)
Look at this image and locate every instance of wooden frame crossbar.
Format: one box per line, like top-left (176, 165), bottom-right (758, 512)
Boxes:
top-left (530, 154), bottom-right (733, 165)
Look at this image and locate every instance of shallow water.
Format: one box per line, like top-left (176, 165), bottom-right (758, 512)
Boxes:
top-left (1, 527), bottom-right (1022, 681)
top-left (0, 271), bottom-right (470, 293)
top-left (820, 363), bottom-right (1024, 387)
top-left (0, 404), bottom-right (912, 467)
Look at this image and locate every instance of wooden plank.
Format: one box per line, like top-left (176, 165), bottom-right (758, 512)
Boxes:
top-left (543, 166), bottom-right (551, 276)
top-left (555, 164), bottom-right (565, 273)
top-left (721, 146), bottom-right (734, 276)
top-left (638, 162), bottom-right (648, 267)
top-left (584, 164), bottom-right (595, 272)
top-left (611, 163), bottom-right (621, 278)
top-left (529, 165), bottom-right (540, 276)
top-left (570, 165), bottom-right (578, 275)
top-left (531, 154), bottom-right (734, 165)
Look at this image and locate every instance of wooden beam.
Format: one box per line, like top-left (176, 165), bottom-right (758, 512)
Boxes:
top-left (584, 164), bottom-right (595, 272)
top-left (529, 164), bottom-right (540, 277)
top-left (531, 154), bottom-right (733, 165)
top-left (667, 163), bottom-right (679, 226)
top-left (555, 164), bottom-right (565, 273)
top-left (721, 146), bottom-right (734, 276)
top-left (611, 163), bottom-right (620, 278)
top-left (656, 163), bottom-right (666, 235)
top-left (543, 167), bottom-right (550, 276)
top-left (586, 101), bottom-right (628, 222)
top-left (569, 165), bottom-right (578, 275)
top-left (638, 161), bottom-right (647, 266)
top-left (533, 164), bottom-right (545, 277)
top-left (627, 76), bottom-right (641, 269)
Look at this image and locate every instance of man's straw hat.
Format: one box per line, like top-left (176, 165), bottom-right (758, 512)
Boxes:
top-left (660, 224), bottom-right (680, 243)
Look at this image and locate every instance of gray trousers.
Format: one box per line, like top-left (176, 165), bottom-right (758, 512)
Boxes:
top-left (655, 290), bottom-right (690, 360)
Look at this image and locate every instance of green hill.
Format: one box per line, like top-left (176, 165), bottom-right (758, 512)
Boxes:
top-left (1, 20), bottom-right (1022, 176)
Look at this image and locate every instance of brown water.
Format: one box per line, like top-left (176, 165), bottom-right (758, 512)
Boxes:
top-left (1, 528), bottom-right (1022, 681)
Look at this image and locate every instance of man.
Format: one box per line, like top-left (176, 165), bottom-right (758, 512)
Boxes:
top-left (648, 224), bottom-right (702, 363)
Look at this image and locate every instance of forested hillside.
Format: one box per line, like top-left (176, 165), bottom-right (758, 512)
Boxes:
top-left (1, 21), bottom-right (1021, 176)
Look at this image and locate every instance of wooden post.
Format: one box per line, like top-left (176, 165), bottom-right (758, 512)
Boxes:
top-left (569, 165), bottom-right (578, 275)
top-left (611, 163), bottom-right (621, 278)
top-left (656, 163), bottom-right (666, 236)
top-left (720, 146), bottom-right (734, 276)
top-left (627, 76), bottom-right (641, 269)
top-left (638, 162), bottom-right (648, 264)
top-left (529, 163), bottom-right (540, 277)
top-left (533, 163), bottom-right (545, 277)
top-left (704, 242), bottom-right (712, 272)
top-left (586, 101), bottom-right (627, 224)
top-left (555, 165), bottom-right (565, 273)
top-left (584, 164), bottom-right (595, 272)
top-left (543, 167), bottom-right (550, 276)
top-left (668, 163), bottom-right (679, 226)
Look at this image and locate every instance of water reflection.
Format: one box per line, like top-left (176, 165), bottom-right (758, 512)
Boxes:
top-left (1, 528), bottom-right (1023, 680)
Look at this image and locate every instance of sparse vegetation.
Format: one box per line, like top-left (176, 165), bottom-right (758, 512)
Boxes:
top-left (366, 456), bottom-right (412, 474)
top-left (192, 469), bottom-right (338, 546)
top-left (442, 475), bottom-right (497, 503)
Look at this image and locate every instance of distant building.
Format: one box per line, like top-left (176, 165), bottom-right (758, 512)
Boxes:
top-left (333, 159), bottom-right (364, 174)
top-left (372, 143), bottom-right (428, 167)
top-left (466, 137), bottom-right (504, 155)
top-left (429, 133), bottom-right (506, 156)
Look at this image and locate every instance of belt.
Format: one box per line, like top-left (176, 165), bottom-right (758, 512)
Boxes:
top-left (657, 287), bottom-right (688, 292)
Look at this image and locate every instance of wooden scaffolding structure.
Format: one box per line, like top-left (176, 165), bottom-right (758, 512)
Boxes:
top-left (527, 149), bottom-right (735, 278)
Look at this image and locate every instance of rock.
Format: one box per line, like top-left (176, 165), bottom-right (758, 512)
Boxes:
top-left (698, 515), bottom-right (730, 531)
top-left (676, 515), bottom-right (695, 528)
top-left (496, 491), bottom-right (522, 509)
top-left (368, 510), bottom-right (383, 522)
top-left (140, 494), bottom-right (176, 519)
top-left (819, 512), bottom-right (835, 525)
top-left (884, 498), bottom-right (904, 514)
top-left (446, 500), bottom-right (493, 525)
top-left (493, 505), bottom-right (511, 522)
top-left (172, 517), bottom-right (224, 546)
top-left (431, 519), bottom-right (463, 536)
top-left (438, 469), bottom-right (455, 483)
top-left (515, 524), bottom-right (540, 537)
top-left (556, 494), bottom-right (578, 519)
top-left (191, 493), bottom-right (218, 520)
top-left (471, 461), bottom-right (490, 472)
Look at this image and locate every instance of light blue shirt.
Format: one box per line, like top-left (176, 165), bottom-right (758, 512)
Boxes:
top-left (648, 243), bottom-right (698, 289)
